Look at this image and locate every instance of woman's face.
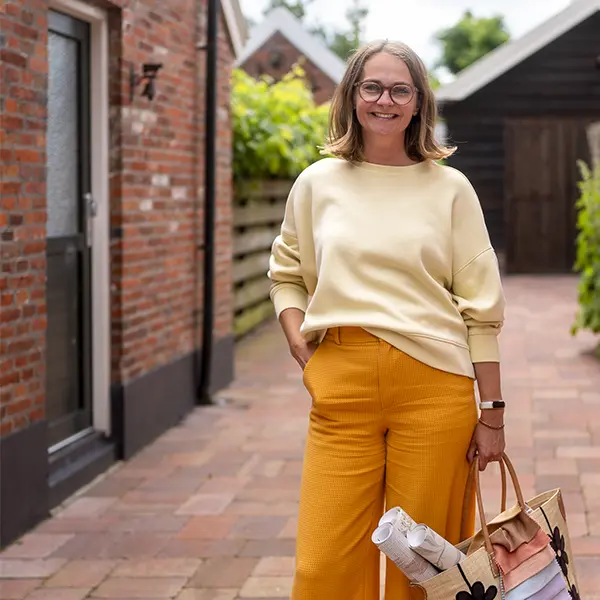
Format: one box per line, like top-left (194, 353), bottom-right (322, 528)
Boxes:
top-left (354, 52), bottom-right (419, 141)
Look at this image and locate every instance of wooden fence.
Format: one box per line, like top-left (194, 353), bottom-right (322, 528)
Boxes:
top-left (233, 179), bottom-right (293, 337)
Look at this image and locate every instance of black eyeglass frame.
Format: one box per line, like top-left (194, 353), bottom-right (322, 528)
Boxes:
top-left (354, 79), bottom-right (419, 106)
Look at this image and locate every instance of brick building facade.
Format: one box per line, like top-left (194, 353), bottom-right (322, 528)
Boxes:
top-left (0, 0), bottom-right (245, 547)
top-left (236, 6), bottom-right (345, 105)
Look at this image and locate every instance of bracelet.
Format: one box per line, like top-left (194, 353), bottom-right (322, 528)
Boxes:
top-left (479, 400), bottom-right (506, 410)
top-left (478, 418), bottom-right (505, 431)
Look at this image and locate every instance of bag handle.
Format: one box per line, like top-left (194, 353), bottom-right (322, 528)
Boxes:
top-left (460, 456), bottom-right (507, 540)
top-left (474, 453), bottom-right (527, 576)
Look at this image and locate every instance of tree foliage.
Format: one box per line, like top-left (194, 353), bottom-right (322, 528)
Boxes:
top-left (572, 160), bottom-right (600, 342)
top-left (263, 0), bottom-right (313, 21)
top-left (435, 10), bottom-right (510, 75)
top-left (231, 66), bottom-right (329, 181)
top-left (264, 0), bottom-right (369, 61)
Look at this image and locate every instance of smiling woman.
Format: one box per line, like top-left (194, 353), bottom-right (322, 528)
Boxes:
top-left (268, 38), bottom-right (507, 600)
top-left (324, 41), bottom-right (453, 164)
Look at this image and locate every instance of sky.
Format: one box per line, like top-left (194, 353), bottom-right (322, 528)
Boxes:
top-left (239, 0), bottom-right (573, 79)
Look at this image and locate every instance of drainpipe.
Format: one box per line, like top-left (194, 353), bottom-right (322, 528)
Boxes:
top-left (195, 0), bottom-right (219, 404)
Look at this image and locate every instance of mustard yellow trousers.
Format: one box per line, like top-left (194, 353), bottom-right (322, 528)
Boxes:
top-left (294, 327), bottom-right (477, 600)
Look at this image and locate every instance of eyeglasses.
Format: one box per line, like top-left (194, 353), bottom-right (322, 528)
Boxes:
top-left (355, 80), bottom-right (418, 106)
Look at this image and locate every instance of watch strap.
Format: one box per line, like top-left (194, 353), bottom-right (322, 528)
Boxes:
top-left (479, 400), bottom-right (506, 410)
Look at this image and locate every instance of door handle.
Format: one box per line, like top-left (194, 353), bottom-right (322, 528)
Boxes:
top-left (84, 192), bottom-right (97, 247)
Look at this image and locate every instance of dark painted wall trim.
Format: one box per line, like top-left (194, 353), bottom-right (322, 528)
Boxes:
top-left (0, 420), bottom-right (49, 549)
top-left (112, 334), bottom-right (235, 460)
top-left (48, 432), bottom-right (117, 509)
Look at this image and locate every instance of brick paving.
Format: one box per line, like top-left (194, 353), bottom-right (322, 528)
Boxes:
top-left (1, 275), bottom-right (599, 599)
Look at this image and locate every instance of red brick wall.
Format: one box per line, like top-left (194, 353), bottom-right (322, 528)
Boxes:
top-left (108, 0), bottom-right (234, 382)
top-left (240, 31), bottom-right (337, 105)
top-left (0, 0), bottom-right (235, 436)
top-left (0, 2), bottom-right (48, 437)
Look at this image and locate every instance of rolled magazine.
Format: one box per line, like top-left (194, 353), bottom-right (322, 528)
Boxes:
top-left (378, 507), bottom-right (417, 533)
top-left (372, 522), bottom-right (439, 582)
top-left (407, 524), bottom-right (466, 571)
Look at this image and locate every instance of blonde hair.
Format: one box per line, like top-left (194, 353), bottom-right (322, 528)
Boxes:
top-left (323, 40), bottom-right (456, 163)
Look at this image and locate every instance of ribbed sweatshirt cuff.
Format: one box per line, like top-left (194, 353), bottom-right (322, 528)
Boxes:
top-left (271, 286), bottom-right (309, 318)
top-left (468, 333), bottom-right (500, 363)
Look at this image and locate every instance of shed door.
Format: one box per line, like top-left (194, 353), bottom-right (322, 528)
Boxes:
top-left (504, 119), bottom-right (591, 273)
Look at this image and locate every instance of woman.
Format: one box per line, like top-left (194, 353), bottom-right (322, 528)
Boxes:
top-left (268, 39), bottom-right (506, 600)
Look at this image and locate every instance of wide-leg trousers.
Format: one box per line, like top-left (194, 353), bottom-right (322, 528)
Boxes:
top-left (293, 327), bottom-right (478, 600)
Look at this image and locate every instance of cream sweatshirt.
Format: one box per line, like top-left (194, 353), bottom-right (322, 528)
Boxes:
top-left (268, 157), bottom-right (505, 378)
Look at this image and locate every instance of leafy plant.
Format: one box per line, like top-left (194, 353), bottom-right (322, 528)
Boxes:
top-left (435, 10), bottom-right (510, 75)
top-left (231, 66), bottom-right (329, 181)
top-left (572, 160), bottom-right (600, 344)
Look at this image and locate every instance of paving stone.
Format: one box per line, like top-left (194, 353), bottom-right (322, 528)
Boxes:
top-left (1, 535), bottom-right (73, 559)
top-left (91, 577), bottom-right (186, 598)
top-left (252, 557), bottom-right (295, 577)
top-left (177, 516), bottom-right (238, 540)
top-left (25, 589), bottom-right (90, 600)
top-left (0, 579), bottom-right (42, 599)
top-left (188, 558), bottom-right (258, 588)
top-left (572, 536), bottom-right (600, 555)
top-left (229, 516), bottom-right (288, 540)
top-left (56, 498), bottom-right (117, 520)
top-left (158, 539), bottom-right (245, 559)
top-left (45, 560), bottom-right (117, 588)
top-left (175, 590), bottom-right (238, 600)
top-left (0, 560), bottom-right (67, 579)
top-left (110, 558), bottom-right (201, 578)
top-left (238, 576), bottom-right (293, 598)
top-left (238, 540), bottom-right (296, 558)
top-left (34, 518), bottom-right (121, 535)
top-left (176, 494), bottom-right (235, 516)
top-left (50, 533), bottom-right (171, 560)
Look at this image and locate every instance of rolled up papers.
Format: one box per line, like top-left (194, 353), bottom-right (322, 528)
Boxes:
top-left (372, 522), bottom-right (439, 583)
top-left (378, 507), bottom-right (417, 534)
top-left (407, 524), bottom-right (466, 571)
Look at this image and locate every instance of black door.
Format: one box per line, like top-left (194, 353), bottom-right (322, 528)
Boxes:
top-left (46, 11), bottom-right (93, 449)
top-left (504, 118), bottom-right (592, 273)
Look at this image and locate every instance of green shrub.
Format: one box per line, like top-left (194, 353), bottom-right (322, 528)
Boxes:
top-left (231, 66), bottom-right (330, 181)
top-left (572, 160), bottom-right (600, 340)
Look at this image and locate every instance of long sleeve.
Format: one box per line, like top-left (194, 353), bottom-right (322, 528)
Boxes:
top-left (451, 176), bottom-right (506, 363)
top-left (268, 178), bottom-right (310, 318)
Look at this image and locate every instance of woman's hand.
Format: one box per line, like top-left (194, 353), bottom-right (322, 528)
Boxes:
top-left (289, 338), bottom-right (318, 370)
top-left (278, 308), bottom-right (318, 370)
top-left (467, 411), bottom-right (506, 471)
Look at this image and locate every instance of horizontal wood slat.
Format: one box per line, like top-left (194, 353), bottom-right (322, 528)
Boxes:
top-left (234, 201), bottom-right (287, 227)
top-left (234, 278), bottom-right (271, 312)
top-left (233, 179), bottom-right (293, 337)
top-left (233, 252), bottom-right (271, 284)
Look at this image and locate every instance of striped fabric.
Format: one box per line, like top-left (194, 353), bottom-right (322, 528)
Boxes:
top-left (506, 560), bottom-right (566, 599)
top-left (503, 545), bottom-right (556, 591)
top-left (493, 528), bottom-right (550, 575)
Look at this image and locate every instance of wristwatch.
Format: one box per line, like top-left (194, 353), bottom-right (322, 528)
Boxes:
top-left (479, 400), bottom-right (506, 410)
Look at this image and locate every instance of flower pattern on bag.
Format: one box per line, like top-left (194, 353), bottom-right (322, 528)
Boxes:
top-left (540, 507), bottom-right (580, 600)
top-left (455, 582), bottom-right (498, 600)
top-left (550, 526), bottom-right (569, 577)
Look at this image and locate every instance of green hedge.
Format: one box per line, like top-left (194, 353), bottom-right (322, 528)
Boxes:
top-left (572, 160), bottom-right (600, 342)
top-left (231, 66), bottom-right (330, 181)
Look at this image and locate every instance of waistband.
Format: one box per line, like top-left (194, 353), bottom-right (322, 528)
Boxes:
top-left (324, 327), bottom-right (380, 345)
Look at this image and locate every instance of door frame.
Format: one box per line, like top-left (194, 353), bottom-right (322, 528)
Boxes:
top-left (49, 0), bottom-right (111, 437)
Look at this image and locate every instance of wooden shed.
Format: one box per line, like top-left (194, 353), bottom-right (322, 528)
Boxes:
top-left (436, 0), bottom-right (600, 273)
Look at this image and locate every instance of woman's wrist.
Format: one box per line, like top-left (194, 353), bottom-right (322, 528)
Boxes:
top-left (479, 407), bottom-right (505, 427)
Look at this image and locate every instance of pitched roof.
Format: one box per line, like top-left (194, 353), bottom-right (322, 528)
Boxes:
top-left (222, 0), bottom-right (248, 57)
top-left (436, 0), bottom-right (600, 103)
top-left (235, 6), bottom-right (347, 83)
